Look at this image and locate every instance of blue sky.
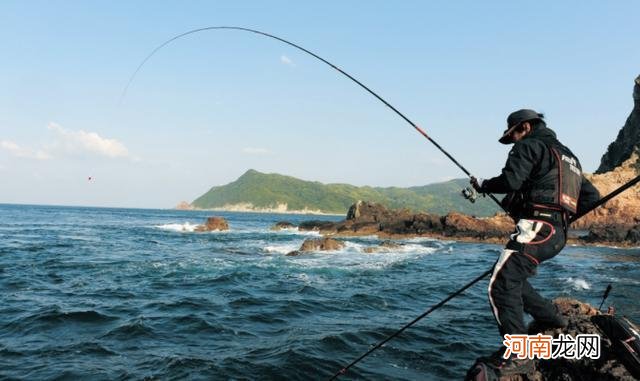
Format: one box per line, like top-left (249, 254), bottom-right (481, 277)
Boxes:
top-left (1, 1), bottom-right (638, 208)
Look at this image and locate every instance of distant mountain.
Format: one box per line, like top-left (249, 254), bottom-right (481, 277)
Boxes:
top-left (191, 169), bottom-right (500, 216)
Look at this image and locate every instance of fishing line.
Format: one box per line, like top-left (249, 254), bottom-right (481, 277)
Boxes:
top-left (121, 26), bottom-right (505, 210)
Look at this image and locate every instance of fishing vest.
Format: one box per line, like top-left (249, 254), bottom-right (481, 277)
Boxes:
top-left (524, 137), bottom-right (582, 214)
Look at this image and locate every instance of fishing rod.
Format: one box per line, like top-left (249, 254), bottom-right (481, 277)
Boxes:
top-left (121, 26), bottom-right (505, 210)
top-left (329, 173), bottom-right (640, 380)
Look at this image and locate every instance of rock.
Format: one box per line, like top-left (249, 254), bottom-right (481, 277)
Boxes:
top-left (346, 200), bottom-right (413, 223)
top-left (271, 221), bottom-right (296, 230)
top-left (175, 201), bottom-right (193, 210)
top-left (582, 224), bottom-right (640, 244)
top-left (470, 298), bottom-right (638, 381)
top-left (575, 150), bottom-right (640, 231)
top-left (597, 74), bottom-right (640, 173)
top-left (299, 237), bottom-right (345, 252)
top-left (364, 240), bottom-right (403, 253)
top-left (442, 212), bottom-right (513, 239)
top-left (194, 216), bottom-right (229, 232)
top-left (296, 201), bottom-right (515, 242)
top-left (286, 238), bottom-right (345, 256)
top-left (298, 220), bottom-right (339, 233)
top-left (380, 240), bottom-right (402, 249)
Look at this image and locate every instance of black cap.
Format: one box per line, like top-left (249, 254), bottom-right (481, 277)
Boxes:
top-left (499, 109), bottom-right (544, 144)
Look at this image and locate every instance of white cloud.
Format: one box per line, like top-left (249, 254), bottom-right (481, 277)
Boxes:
top-left (0, 140), bottom-right (51, 160)
top-left (242, 147), bottom-right (273, 155)
top-left (47, 122), bottom-right (130, 158)
top-left (280, 55), bottom-right (295, 67)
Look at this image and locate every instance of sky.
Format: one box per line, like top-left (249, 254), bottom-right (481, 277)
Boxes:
top-left (1, 1), bottom-right (639, 208)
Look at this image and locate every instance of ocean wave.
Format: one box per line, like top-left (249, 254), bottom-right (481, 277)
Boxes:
top-left (564, 277), bottom-right (591, 290)
top-left (284, 245), bottom-right (438, 271)
top-left (8, 308), bottom-right (117, 328)
top-left (101, 319), bottom-right (156, 340)
top-left (169, 315), bottom-right (239, 335)
top-left (262, 243), bottom-right (300, 254)
top-left (155, 222), bottom-right (200, 232)
top-left (271, 227), bottom-right (322, 237)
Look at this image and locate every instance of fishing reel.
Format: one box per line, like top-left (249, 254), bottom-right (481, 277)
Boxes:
top-left (461, 187), bottom-right (478, 203)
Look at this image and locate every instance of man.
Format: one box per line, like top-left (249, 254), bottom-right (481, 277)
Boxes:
top-left (470, 109), bottom-right (600, 375)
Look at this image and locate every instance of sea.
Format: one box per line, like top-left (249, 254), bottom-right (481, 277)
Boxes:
top-left (1, 204), bottom-right (639, 380)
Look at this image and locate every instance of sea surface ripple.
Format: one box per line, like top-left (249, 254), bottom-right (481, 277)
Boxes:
top-left (1, 204), bottom-right (639, 380)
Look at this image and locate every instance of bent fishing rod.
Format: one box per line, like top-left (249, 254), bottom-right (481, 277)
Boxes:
top-left (329, 173), bottom-right (640, 380)
top-left (121, 26), bottom-right (505, 210)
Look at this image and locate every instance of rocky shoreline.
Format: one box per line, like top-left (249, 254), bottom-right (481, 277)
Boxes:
top-left (272, 200), bottom-right (640, 248)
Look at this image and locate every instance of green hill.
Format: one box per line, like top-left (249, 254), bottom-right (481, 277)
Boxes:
top-left (191, 169), bottom-right (501, 216)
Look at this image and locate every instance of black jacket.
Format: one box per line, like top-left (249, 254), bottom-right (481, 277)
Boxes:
top-left (480, 125), bottom-right (600, 215)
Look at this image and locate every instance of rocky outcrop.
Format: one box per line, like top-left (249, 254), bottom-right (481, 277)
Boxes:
top-left (194, 216), bottom-right (229, 232)
top-left (286, 237), bottom-right (345, 256)
top-left (575, 151), bottom-right (640, 230)
top-left (294, 198), bottom-right (640, 246)
top-left (582, 224), bottom-right (640, 245)
top-left (175, 201), bottom-right (194, 210)
top-left (299, 201), bottom-right (514, 243)
top-left (471, 298), bottom-right (637, 380)
top-left (597, 75), bottom-right (640, 173)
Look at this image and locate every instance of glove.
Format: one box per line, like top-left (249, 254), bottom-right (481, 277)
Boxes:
top-left (470, 176), bottom-right (485, 192)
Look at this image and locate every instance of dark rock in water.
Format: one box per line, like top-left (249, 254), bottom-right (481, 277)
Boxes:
top-left (582, 224), bottom-right (640, 244)
top-left (299, 238), bottom-right (345, 252)
top-left (299, 197), bottom-right (639, 245)
top-left (300, 201), bottom-right (514, 243)
top-left (626, 226), bottom-right (640, 243)
top-left (298, 220), bottom-right (339, 233)
top-left (597, 75), bottom-right (640, 174)
top-left (286, 238), bottom-right (345, 256)
top-left (363, 240), bottom-right (403, 253)
top-left (195, 217), bottom-right (229, 232)
top-left (469, 298), bottom-right (637, 380)
top-left (271, 221), bottom-right (296, 230)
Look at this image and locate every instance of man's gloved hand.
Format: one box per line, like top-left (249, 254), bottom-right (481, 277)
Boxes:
top-left (470, 176), bottom-right (485, 193)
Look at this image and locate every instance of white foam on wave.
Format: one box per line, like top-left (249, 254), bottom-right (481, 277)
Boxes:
top-left (565, 277), bottom-right (591, 290)
top-left (155, 222), bottom-right (200, 233)
top-left (404, 236), bottom-right (454, 245)
top-left (263, 243), bottom-right (300, 255)
top-left (343, 241), bottom-right (439, 255)
top-left (285, 243), bottom-right (439, 271)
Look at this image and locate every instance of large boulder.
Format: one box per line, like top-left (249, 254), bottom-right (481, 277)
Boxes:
top-left (347, 200), bottom-right (412, 223)
top-left (194, 216), bottom-right (229, 232)
top-left (299, 237), bottom-right (345, 252)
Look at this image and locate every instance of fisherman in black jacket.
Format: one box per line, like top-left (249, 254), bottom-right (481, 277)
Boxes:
top-left (470, 109), bottom-right (600, 375)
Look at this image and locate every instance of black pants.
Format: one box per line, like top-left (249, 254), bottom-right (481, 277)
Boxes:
top-left (488, 218), bottom-right (566, 336)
